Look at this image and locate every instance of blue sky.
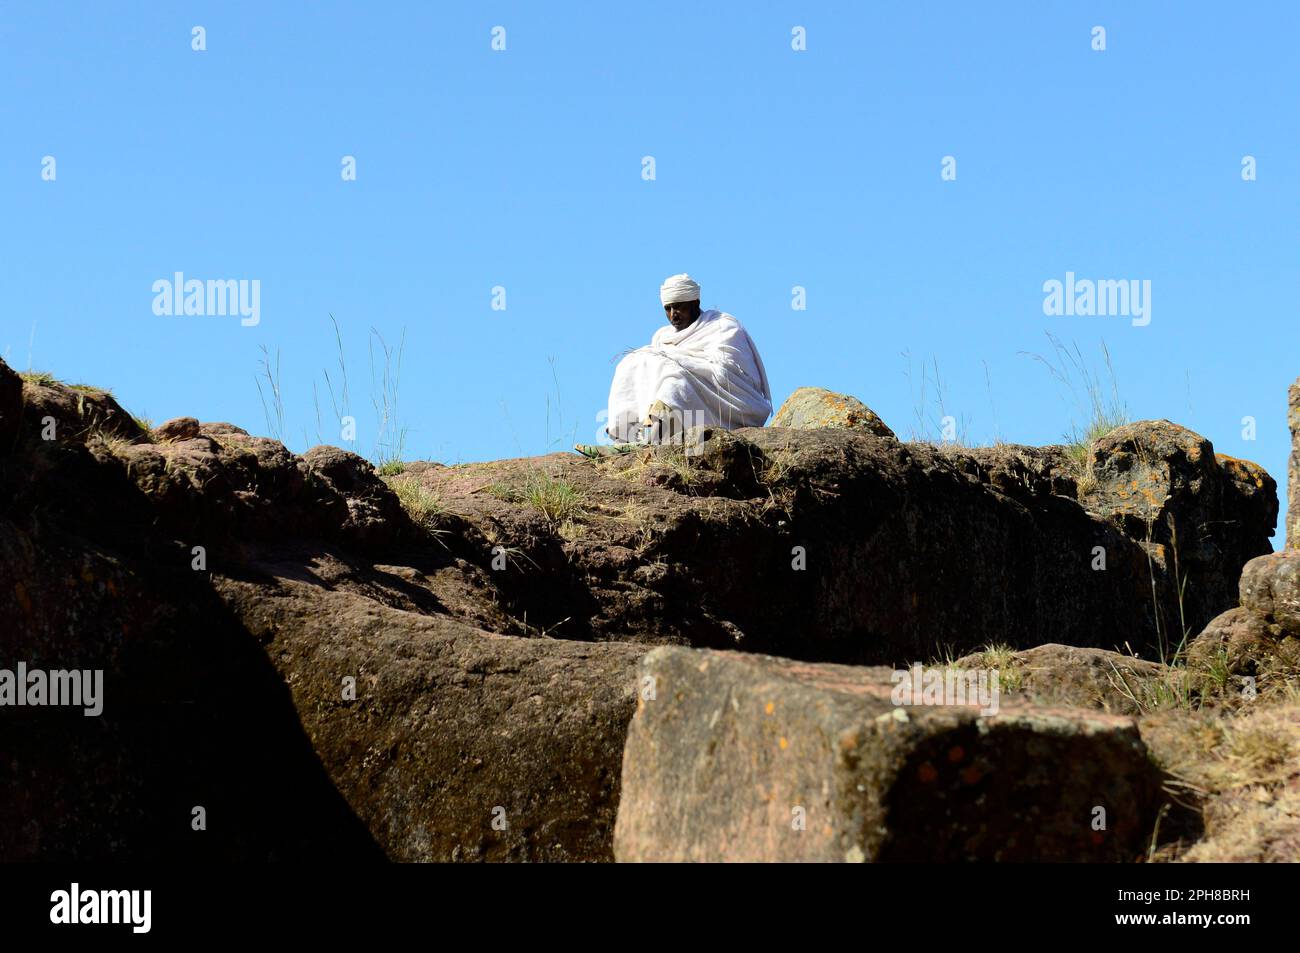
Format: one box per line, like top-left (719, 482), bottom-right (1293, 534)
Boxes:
top-left (3, 2), bottom-right (1297, 539)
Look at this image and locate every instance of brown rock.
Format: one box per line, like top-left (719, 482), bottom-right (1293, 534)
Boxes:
top-left (19, 376), bottom-right (141, 445)
top-left (153, 416), bottom-right (201, 441)
top-left (301, 445), bottom-right (406, 546)
top-left (1239, 550), bottom-right (1300, 634)
top-left (615, 646), bottom-right (1164, 862)
top-left (771, 386), bottom-right (896, 439)
top-left (1186, 607), bottom-right (1277, 677)
top-left (958, 643), bottom-right (1169, 716)
top-left (198, 421), bottom-right (250, 437)
top-left (1082, 420), bottom-right (1276, 639)
top-left (214, 574), bottom-right (644, 861)
top-left (948, 443), bottom-right (1078, 500)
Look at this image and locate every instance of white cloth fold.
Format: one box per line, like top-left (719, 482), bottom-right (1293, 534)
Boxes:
top-left (606, 310), bottom-right (772, 441)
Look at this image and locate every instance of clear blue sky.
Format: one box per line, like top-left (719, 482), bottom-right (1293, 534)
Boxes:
top-left (3, 2), bottom-right (1297, 539)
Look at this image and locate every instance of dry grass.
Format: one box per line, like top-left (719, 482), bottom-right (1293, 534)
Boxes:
top-left (1142, 702), bottom-right (1300, 861)
top-left (522, 472), bottom-right (585, 522)
top-left (389, 476), bottom-right (443, 531)
top-left (19, 369), bottom-right (58, 386)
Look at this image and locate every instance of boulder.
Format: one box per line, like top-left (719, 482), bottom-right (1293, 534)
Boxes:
top-left (1238, 550), bottom-right (1300, 634)
top-left (153, 416), bottom-right (200, 441)
top-left (614, 646), bottom-right (1164, 862)
top-left (771, 387), bottom-right (896, 439)
top-left (1079, 420), bottom-right (1276, 638)
top-left (1186, 607), bottom-right (1278, 677)
top-left (957, 643), bottom-right (1169, 716)
top-left (300, 445), bottom-right (406, 546)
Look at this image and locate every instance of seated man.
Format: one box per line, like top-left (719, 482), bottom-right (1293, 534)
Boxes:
top-left (597, 274), bottom-right (772, 449)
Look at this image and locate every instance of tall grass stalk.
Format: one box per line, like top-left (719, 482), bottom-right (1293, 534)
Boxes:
top-left (255, 345), bottom-right (285, 442)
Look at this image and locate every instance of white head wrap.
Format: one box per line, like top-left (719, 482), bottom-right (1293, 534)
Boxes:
top-left (659, 273), bottom-right (701, 306)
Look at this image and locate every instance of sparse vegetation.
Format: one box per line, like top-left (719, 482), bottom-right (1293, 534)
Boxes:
top-left (255, 345), bottom-right (285, 443)
top-left (369, 327), bottom-right (408, 471)
top-left (901, 351), bottom-right (971, 446)
top-left (255, 315), bottom-right (412, 467)
top-left (85, 428), bottom-right (138, 463)
top-left (761, 444), bottom-right (800, 485)
top-left (974, 643), bottom-right (1025, 694)
top-left (1023, 333), bottom-right (1129, 473)
top-left (523, 472), bottom-right (585, 523)
top-left (485, 481), bottom-right (522, 502)
top-left (19, 369), bottom-right (58, 386)
top-left (390, 476), bottom-right (442, 530)
top-left (377, 460), bottom-right (405, 476)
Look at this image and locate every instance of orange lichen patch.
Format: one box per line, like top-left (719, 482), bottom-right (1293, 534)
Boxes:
top-left (917, 762), bottom-right (938, 783)
top-left (1217, 453), bottom-right (1269, 488)
top-left (1091, 831), bottom-right (1106, 845)
top-left (81, 568), bottom-right (95, 584)
top-left (778, 737), bottom-right (788, 750)
top-left (764, 701), bottom-right (775, 715)
top-left (960, 765), bottom-right (985, 785)
top-left (948, 745), bottom-right (965, 763)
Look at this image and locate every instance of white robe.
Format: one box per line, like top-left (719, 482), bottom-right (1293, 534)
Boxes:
top-left (606, 310), bottom-right (772, 441)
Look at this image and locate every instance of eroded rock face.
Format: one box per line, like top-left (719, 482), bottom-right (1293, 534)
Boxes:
top-left (947, 444), bottom-right (1078, 500)
top-left (1079, 421), bottom-right (1276, 640)
top-left (214, 574), bottom-right (643, 861)
top-left (0, 518), bottom-right (384, 861)
top-left (0, 361), bottom-right (645, 860)
top-left (418, 421), bottom-right (1269, 663)
top-left (614, 647), bottom-right (1163, 862)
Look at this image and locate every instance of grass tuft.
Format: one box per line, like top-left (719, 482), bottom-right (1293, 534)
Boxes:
top-left (19, 370), bottom-right (59, 386)
top-left (523, 472), bottom-right (585, 522)
top-left (390, 477), bottom-right (442, 530)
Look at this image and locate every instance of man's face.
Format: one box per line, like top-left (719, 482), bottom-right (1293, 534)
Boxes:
top-left (665, 299), bottom-right (701, 332)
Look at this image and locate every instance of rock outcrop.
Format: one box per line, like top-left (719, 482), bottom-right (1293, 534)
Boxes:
top-left (0, 360), bottom-right (643, 860)
top-left (415, 417), bottom-right (1271, 664)
top-left (0, 362), bottom-right (1290, 862)
top-left (1187, 550), bottom-right (1300, 687)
